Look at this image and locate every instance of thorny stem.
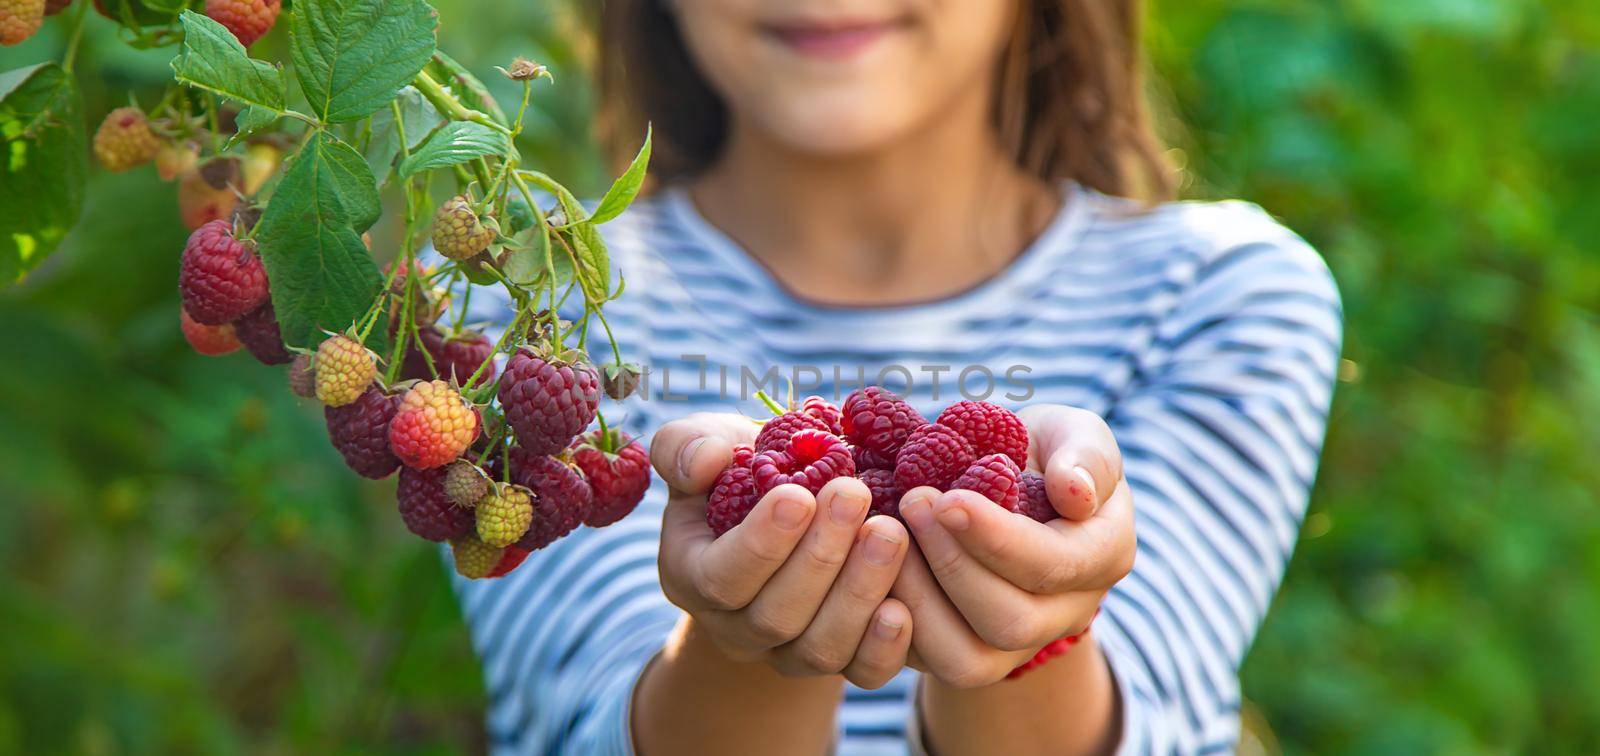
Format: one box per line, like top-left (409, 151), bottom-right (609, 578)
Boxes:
top-left (510, 172), bottom-right (562, 348)
top-left (410, 69), bottom-right (512, 136)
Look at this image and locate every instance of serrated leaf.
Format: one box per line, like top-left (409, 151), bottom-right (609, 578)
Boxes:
top-left (255, 132), bottom-right (384, 348)
top-left (426, 51), bottom-right (508, 126)
top-left (563, 221), bottom-right (609, 299)
top-left (171, 12), bottom-right (287, 113)
top-left (398, 121), bottom-right (509, 178)
top-left (501, 223), bottom-right (554, 287)
top-left (291, 0), bottom-right (438, 124)
top-left (364, 86), bottom-right (442, 185)
top-left (1, 64), bottom-right (87, 286)
top-left (590, 126), bottom-right (651, 225)
top-left (229, 105), bottom-right (280, 145)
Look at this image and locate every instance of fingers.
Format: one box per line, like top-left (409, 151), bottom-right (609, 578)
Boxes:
top-left (842, 599), bottom-right (913, 689)
top-left (739, 478), bottom-right (874, 647)
top-left (891, 544), bottom-right (1030, 688)
top-left (670, 484), bottom-right (817, 611)
top-left (927, 487), bottom-right (1135, 594)
top-left (1018, 405), bottom-right (1123, 520)
top-left (772, 514), bottom-right (908, 676)
top-left (649, 413), bottom-right (761, 494)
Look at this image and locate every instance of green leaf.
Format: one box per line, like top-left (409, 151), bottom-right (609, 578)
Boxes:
top-left (171, 12), bottom-right (287, 113)
top-left (425, 51), bottom-right (508, 126)
top-left (0, 64), bottom-right (87, 286)
top-left (291, 0), bottom-right (439, 123)
top-left (562, 221), bottom-right (609, 299)
top-left (501, 223), bottom-right (555, 287)
top-left (255, 132), bottom-right (384, 348)
top-left (590, 125), bottom-right (651, 225)
top-left (364, 86), bottom-right (442, 185)
top-left (398, 121), bottom-right (509, 178)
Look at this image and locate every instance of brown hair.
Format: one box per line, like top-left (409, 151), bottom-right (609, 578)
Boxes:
top-left (596, 0), bottom-right (1175, 201)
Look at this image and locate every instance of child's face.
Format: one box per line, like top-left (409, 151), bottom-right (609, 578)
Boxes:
top-left (671, 0), bottom-right (1018, 157)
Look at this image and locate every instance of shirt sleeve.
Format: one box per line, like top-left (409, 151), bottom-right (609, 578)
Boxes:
top-left (1096, 216), bottom-right (1342, 754)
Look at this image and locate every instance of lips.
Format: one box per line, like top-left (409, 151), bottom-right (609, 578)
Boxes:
top-left (762, 17), bottom-right (908, 59)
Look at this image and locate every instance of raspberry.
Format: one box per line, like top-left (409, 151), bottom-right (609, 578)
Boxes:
top-left (233, 301), bottom-right (292, 365)
top-left (570, 430), bottom-right (651, 527)
top-left (431, 194), bottom-right (495, 260)
top-left (730, 443), bottom-right (756, 468)
top-left (894, 423), bottom-right (975, 491)
top-left (753, 410), bottom-right (830, 454)
top-left (324, 386), bottom-right (401, 479)
top-left (179, 220), bottom-right (268, 325)
top-left (706, 465), bottom-right (758, 537)
top-left (860, 468), bottom-right (904, 520)
top-left (91, 106), bottom-right (158, 170)
top-left (44, 0), bottom-right (69, 15)
top-left (443, 459), bottom-right (492, 508)
top-left (486, 545), bottom-right (531, 578)
top-left (314, 334), bottom-right (377, 407)
top-left (155, 140), bottom-right (199, 181)
top-left (508, 448), bottom-right (591, 550)
top-left (179, 306), bottom-right (241, 356)
top-left (396, 465), bottom-right (474, 541)
top-left (498, 351), bottom-right (600, 455)
top-left (1015, 471), bottom-right (1054, 523)
top-left (476, 482), bottom-right (534, 547)
top-left (450, 535), bottom-right (503, 579)
top-left (288, 353), bottom-right (317, 398)
top-left (800, 395), bottom-right (843, 434)
top-left (389, 380), bottom-right (480, 469)
top-left (950, 454), bottom-right (1022, 511)
top-left (204, 0), bottom-right (279, 46)
top-left (842, 387), bottom-right (928, 458)
top-left (751, 428), bottom-right (855, 495)
top-left (1, 0), bottom-right (41, 44)
top-left (402, 327), bottom-right (495, 387)
top-left (852, 444), bottom-right (894, 472)
top-left (601, 363), bottom-right (642, 401)
top-left (936, 401), bottom-right (1029, 467)
top-left (177, 164), bottom-right (240, 230)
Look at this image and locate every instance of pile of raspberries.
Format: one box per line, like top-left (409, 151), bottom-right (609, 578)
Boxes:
top-left (707, 388), bottom-right (1056, 534)
top-left (176, 220), bottom-right (651, 579)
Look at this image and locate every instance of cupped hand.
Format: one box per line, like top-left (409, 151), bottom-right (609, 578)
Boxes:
top-left (892, 404), bottom-right (1136, 687)
top-left (650, 413), bottom-right (914, 689)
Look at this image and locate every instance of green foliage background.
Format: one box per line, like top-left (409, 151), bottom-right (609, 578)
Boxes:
top-left (2, 0), bottom-right (1597, 752)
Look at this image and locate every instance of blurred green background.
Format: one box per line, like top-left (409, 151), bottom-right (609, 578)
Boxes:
top-left (2, 0), bottom-right (1598, 753)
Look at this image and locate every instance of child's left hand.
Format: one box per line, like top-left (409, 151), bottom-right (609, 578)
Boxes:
top-left (891, 404), bottom-right (1136, 687)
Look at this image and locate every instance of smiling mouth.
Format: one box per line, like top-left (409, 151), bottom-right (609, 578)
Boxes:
top-left (760, 17), bottom-right (910, 59)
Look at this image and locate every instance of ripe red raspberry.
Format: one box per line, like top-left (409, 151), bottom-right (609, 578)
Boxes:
top-left (751, 428), bottom-right (855, 495)
top-left (204, 0), bottom-right (279, 46)
top-left (324, 386), bottom-right (401, 479)
top-left (859, 468), bottom-right (904, 520)
top-left (91, 106), bottom-right (159, 171)
top-left (396, 465), bottom-right (474, 541)
top-left (432, 194), bottom-right (495, 260)
top-left (486, 545), bottom-right (531, 578)
top-left (1015, 471), bottom-right (1054, 523)
top-left (852, 444), bottom-right (894, 472)
top-left (179, 306), bottom-right (241, 356)
top-left (402, 327), bottom-right (495, 387)
top-left (179, 220), bottom-right (268, 325)
top-left (800, 395), bottom-right (843, 434)
top-left (314, 334), bottom-right (377, 407)
top-left (570, 430), bottom-right (651, 527)
top-left (950, 454), bottom-right (1022, 511)
top-left (498, 351), bottom-right (600, 455)
top-left (894, 423), bottom-right (975, 491)
top-left (288, 353), bottom-right (317, 398)
top-left (730, 443), bottom-right (756, 468)
top-left (389, 380), bottom-right (479, 469)
top-left (508, 448), bottom-right (592, 550)
top-left (706, 465), bottom-right (758, 537)
top-left (842, 387), bottom-right (928, 458)
top-left (443, 459), bottom-right (492, 507)
top-left (936, 401), bottom-right (1030, 467)
top-left (476, 482), bottom-right (534, 547)
top-left (233, 301), bottom-right (292, 365)
top-left (753, 410), bottom-right (830, 454)
top-left (451, 535), bottom-right (503, 579)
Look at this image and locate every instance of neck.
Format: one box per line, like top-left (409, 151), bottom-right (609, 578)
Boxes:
top-left (687, 91), bottom-right (1058, 306)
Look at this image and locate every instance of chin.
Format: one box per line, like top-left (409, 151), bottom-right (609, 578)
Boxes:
top-left (754, 90), bottom-right (923, 158)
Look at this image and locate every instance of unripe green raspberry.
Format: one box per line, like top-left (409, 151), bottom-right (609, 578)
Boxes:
top-left (443, 460), bottom-right (491, 508)
top-left (431, 195), bottom-right (495, 260)
top-left (450, 535), bottom-right (503, 579)
top-left (93, 107), bottom-right (161, 172)
top-left (288, 353), bottom-right (317, 398)
top-left (1, 0), bottom-right (44, 46)
top-left (314, 334), bottom-right (377, 407)
top-left (476, 482), bottom-right (533, 547)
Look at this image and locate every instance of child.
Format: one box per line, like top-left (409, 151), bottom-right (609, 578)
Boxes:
top-left (453, 1), bottom-right (1341, 753)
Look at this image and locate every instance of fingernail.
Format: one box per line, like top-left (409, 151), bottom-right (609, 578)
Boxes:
top-left (676, 438), bottom-right (706, 480)
top-left (873, 614), bottom-right (904, 640)
top-left (773, 496), bottom-right (810, 530)
top-left (935, 503), bottom-right (970, 532)
top-left (862, 530), bottom-right (901, 566)
top-left (1073, 466), bottom-right (1098, 512)
top-left (900, 493), bottom-right (934, 530)
top-left (831, 489), bottom-right (867, 525)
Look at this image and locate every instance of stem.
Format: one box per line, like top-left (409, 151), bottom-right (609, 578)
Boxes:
top-left (61, 0), bottom-right (91, 74)
top-left (411, 69), bottom-right (512, 135)
top-left (510, 172), bottom-right (561, 348)
top-left (754, 391), bottom-right (786, 417)
top-left (462, 309), bottom-right (524, 398)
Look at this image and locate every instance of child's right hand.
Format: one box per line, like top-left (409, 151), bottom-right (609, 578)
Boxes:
top-left (649, 413), bottom-right (914, 689)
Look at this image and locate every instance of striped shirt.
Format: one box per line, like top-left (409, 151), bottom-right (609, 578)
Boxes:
top-left (450, 182), bottom-right (1343, 755)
